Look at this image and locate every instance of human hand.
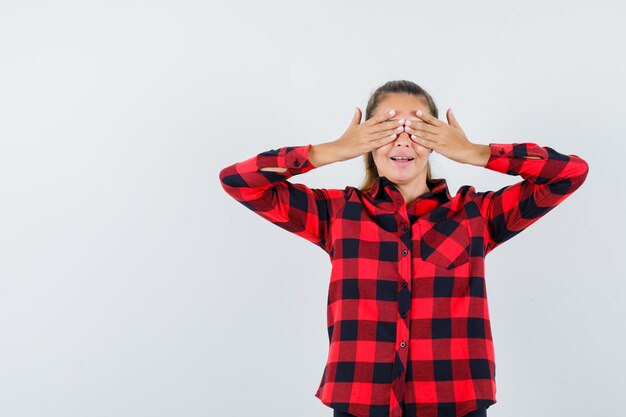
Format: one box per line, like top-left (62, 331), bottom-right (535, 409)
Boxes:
top-left (404, 108), bottom-right (475, 164)
top-left (332, 107), bottom-right (407, 162)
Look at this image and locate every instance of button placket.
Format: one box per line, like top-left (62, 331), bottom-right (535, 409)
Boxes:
top-left (392, 200), bottom-right (412, 379)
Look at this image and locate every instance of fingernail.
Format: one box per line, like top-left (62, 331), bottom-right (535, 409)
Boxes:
top-left (416, 110), bottom-right (423, 116)
top-left (389, 110), bottom-right (395, 115)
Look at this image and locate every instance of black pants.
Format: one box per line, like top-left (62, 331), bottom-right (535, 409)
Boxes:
top-left (333, 408), bottom-right (487, 417)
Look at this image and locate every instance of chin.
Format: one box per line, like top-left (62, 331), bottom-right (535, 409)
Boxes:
top-left (383, 170), bottom-right (417, 182)
top-left (378, 162), bottom-right (426, 183)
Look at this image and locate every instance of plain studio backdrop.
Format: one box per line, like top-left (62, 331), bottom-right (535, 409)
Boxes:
top-left (1, 1), bottom-right (624, 416)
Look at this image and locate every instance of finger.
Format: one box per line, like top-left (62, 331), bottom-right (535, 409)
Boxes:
top-left (352, 107), bottom-right (362, 125)
top-left (372, 117), bottom-right (406, 132)
top-left (415, 110), bottom-right (443, 127)
top-left (370, 129), bottom-right (399, 142)
top-left (409, 132), bottom-right (436, 149)
top-left (408, 128), bottom-right (434, 141)
top-left (372, 132), bottom-right (399, 147)
top-left (371, 119), bottom-right (405, 135)
top-left (404, 121), bottom-right (438, 136)
top-left (365, 109), bottom-right (396, 126)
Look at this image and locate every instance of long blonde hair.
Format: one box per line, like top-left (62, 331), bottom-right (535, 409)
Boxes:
top-left (358, 80), bottom-right (440, 193)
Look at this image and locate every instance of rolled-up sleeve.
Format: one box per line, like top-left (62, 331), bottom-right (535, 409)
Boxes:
top-left (476, 142), bottom-right (589, 254)
top-left (219, 144), bottom-right (346, 254)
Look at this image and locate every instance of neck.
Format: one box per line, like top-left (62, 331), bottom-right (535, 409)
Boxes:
top-left (394, 174), bottom-right (431, 206)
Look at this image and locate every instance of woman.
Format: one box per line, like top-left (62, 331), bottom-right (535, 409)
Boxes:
top-left (218, 80), bottom-right (589, 417)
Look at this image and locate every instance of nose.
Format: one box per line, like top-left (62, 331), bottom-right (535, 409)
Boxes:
top-left (393, 130), bottom-right (412, 147)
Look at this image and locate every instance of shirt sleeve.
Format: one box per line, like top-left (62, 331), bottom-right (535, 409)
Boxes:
top-left (477, 142), bottom-right (589, 255)
top-left (218, 144), bottom-right (345, 254)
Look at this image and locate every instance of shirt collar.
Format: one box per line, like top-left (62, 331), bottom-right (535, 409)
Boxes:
top-left (367, 175), bottom-right (452, 207)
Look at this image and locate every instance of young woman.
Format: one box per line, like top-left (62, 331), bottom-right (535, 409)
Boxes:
top-left (218, 80), bottom-right (589, 417)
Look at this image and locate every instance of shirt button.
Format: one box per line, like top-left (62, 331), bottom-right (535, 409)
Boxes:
top-left (402, 225), bottom-right (409, 232)
top-left (294, 160), bottom-right (300, 166)
top-left (402, 249), bottom-right (408, 256)
top-left (400, 341), bottom-right (406, 348)
top-left (400, 312), bottom-right (407, 318)
top-left (499, 149), bottom-right (505, 155)
top-left (402, 281), bottom-right (408, 287)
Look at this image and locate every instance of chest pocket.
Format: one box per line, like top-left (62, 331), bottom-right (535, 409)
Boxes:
top-left (417, 216), bottom-right (471, 269)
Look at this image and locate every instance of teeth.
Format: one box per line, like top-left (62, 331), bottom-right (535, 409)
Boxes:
top-left (391, 156), bottom-right (413, 160)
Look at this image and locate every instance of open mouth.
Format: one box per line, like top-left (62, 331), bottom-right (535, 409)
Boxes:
top-left (390, 156), bottom-right (414, 164)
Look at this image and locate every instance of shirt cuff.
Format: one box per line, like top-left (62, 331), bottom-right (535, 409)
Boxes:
top-left (485, 142), bottom-right (547, 173)
top-left (258, 144), bottom-right (317, 175)
top-left (286, 144), bottom-right (317, 173)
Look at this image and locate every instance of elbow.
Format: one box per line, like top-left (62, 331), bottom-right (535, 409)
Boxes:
top-left (218, 165), bottom-right (243, 198)
top-left (219, 164), bottom-right (271, 204)
top-left (219, 165), bottom-right (246, 190)
top-left (544, 155), bottom-right (589, 196)
top-left (557, 155), bottom-right (589, 195)
top-left (570, 155), bottom-right (589, 190)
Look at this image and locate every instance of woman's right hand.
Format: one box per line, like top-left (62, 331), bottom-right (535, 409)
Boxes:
top-left (332, 107), bottom-right (405, 162)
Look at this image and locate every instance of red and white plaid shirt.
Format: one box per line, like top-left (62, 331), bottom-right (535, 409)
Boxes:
top-left (219, 142), bottom-right (589, 417)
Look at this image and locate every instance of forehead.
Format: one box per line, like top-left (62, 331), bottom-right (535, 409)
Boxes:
top-left (376, 93), bottom-right (430, 116)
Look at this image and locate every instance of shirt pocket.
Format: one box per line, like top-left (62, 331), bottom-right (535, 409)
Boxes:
top-left (417, 217), bottom-right (471, 270)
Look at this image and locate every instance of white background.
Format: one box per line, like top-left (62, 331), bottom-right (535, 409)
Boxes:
top-left (1, 1), bottom-right (625, 416)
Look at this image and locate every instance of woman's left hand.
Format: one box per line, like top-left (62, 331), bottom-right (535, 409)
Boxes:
top-left (405, 108), bottom-right (476, 164)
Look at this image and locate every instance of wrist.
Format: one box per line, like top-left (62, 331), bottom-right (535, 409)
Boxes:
top-left (309, 141), bottom-right (342, 168)
top-left (463, 143), bottom-right (491, 167)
